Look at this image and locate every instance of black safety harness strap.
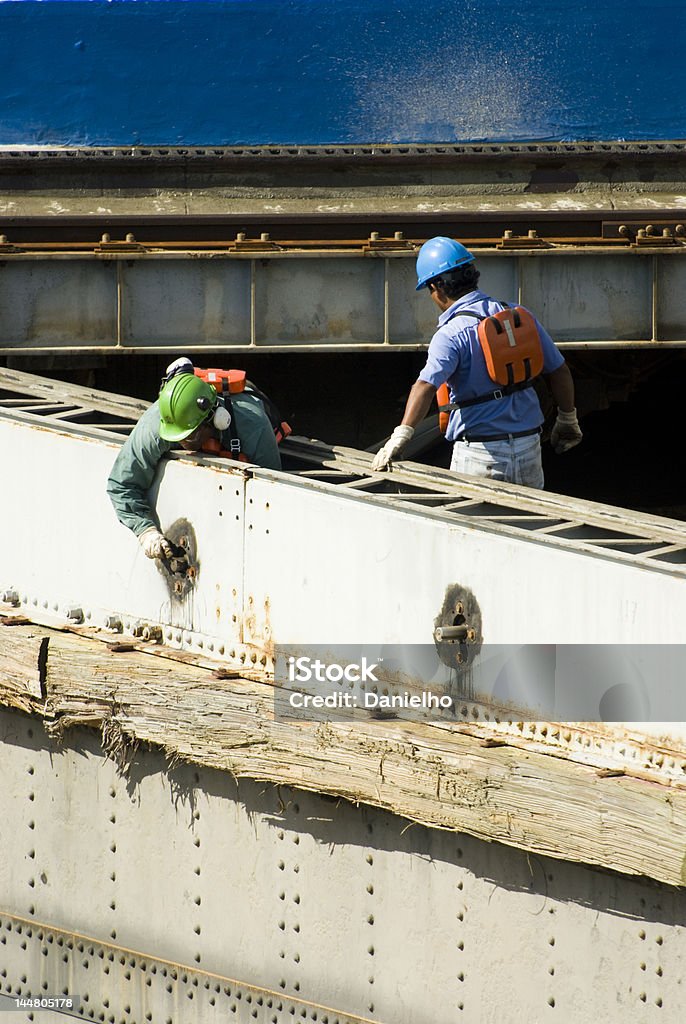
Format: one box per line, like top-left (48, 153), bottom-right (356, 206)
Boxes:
top-left (217, 381), bottom-right (242, 457)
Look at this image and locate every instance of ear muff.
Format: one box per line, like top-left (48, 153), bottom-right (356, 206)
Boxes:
top-left (213, 405), bottom-right (231, 432)
top-left (196, 395), bottom-right (231, 432)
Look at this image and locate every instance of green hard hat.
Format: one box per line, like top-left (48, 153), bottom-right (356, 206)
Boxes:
top-left (158, 373), bottom-right (216, 441)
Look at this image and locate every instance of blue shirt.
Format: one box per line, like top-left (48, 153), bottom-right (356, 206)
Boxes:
top-left (418, 290), bottom-right (565, 441)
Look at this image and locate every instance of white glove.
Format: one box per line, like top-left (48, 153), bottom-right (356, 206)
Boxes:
top-left (138, 527), bottom-right (173, 560)
top-left (551, 409), bottom-right (582, 454)
top-left (371, 425), bottom-right (415, 472)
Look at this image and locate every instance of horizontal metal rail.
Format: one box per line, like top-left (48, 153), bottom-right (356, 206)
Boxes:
top-left (0, 233), bottom-right (685, 252)
top-left (2, 141), bottom-right (686, 161)
top-left (0, 246), bottom-right (685, 352)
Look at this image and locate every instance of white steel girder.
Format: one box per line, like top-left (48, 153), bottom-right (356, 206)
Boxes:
top-left (1, 367), bottom-right (686, 737)
top-left (1, 413), bottom-right (685, 652)
top-left (1, 368), bottom-right (686, 760)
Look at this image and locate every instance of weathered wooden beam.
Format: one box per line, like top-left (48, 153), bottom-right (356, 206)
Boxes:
top-left (0, 619), bottom-right (47, 710)
top-left (1, 622), bottom-right (685, 888)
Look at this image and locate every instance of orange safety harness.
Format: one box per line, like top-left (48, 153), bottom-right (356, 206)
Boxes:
top-left (435, 304), bottom-right (545, 433)
top-left (194, 366), bottom-right (292, 460)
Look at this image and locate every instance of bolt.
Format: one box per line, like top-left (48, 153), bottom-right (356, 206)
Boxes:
top-left (125, 233), bottom-right (136, 243)
top-left (260, 232), bottom-right (270, 242)
top-left (676, 224), bottom-right (685, 236)
top-left (140, 625), bottom-right (162, 643)
top-left (174, 581), bottom-right (184, 595)
top-left (66, 607), bottom-right (84, 623)
top-left (179, 536), bottom-right (188, 549)
top-left (0, 235), bottom-right (7, 245)
top-left (236, 232), bottom-right (246, 242)
top-left (454, 602), bottom-right (464, 616)
top-left (646, 224), bottom-right (655, 235)
top-left (101, 233), bottom-right (111, 244)
top-left (528, 229), bottom-right (538, 239)
top-left (618, 224), bottom-right (630, 237)
top-left (663, 227), bottom-right (673, 238)
top-left (504, 230), bottom-right (513, 239)
top-left (466, 628), bottom-right (477, 643)
top-left (370, 231), bottom-right (379, 241)
top-left (394, 230), bottom-right (404, 240)
top-left (132, 621), bottom-right (161, 640)
top-left (638, 229), bottom-right (647, 238)
top-left (104, 616), bottom-right (123, 633)
top-left (1, 590), bottom-right (20, 606)
top-left (435, 624), bottom-right (469, 642)
top-left (186, 567), bottom-right (196, 579)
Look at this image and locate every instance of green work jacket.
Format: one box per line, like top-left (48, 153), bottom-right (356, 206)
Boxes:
top-left (107, 393), bottom-right (282, 536)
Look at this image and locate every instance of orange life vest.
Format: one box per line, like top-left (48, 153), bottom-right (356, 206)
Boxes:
top-left (194, 367), bottom-right (247, 394)
top-left (193, 366), bottom-right (292, 458)
top-left (478, 307), bottom-right (544, 387)
top-left (436, 304), bottom-right (544, 433)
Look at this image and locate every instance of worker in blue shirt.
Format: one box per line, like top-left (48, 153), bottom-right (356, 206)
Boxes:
top-left (372, 237), bottom-right (582, 488)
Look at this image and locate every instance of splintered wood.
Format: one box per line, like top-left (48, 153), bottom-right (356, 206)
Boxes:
top-left (1, 622), bottom-right (685, 889)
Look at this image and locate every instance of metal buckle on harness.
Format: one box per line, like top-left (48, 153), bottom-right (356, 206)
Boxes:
top-left (229, 438), bottom-right (242, 455)
top-left (493, 389), bottom-right (504, 400)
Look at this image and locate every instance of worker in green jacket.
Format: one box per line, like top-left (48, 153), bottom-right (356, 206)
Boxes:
top-left (107, 361), bottom-right (281, 559)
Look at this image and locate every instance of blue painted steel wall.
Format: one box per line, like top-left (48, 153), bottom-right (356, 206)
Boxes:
top-left (0, 0), bottom-right (684, 146)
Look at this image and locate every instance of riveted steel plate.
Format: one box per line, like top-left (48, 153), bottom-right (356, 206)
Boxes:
top-left (1, 707), bottom-right (685, 1024)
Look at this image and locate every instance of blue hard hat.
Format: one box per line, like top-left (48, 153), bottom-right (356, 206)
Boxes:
top-left (415, 236), bottom-right (475, 291)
